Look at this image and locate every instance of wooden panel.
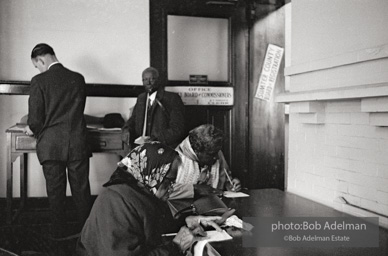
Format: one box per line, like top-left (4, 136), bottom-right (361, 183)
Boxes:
top-left (0, 81), bottom-right (144, 97)
top-left (248, 3), bottom-right (285, 190)
top-left (7, 124), bottom-right (128, 156)
top-left (88, 131), bottom-right (125, 152)
top-left (184, 106), bottom-right (232, 164)
top-left (15, 136), bottom-right (36, 150)
top-left (230, 0), bottom-right (249, 185)
top-left (150, 0), bottom-right (236, 85)
top-left (207, 107), bottom-right (232, 164)
top-left (184, 106), bottom-right (209, 133)
top-left (0, 82), bottom-right (30, 94)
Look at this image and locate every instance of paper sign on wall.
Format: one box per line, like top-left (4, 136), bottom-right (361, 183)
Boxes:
top-left (255, 44), bottom-right (284, 101)
top-left (165, 86), bottom-right (233, 106)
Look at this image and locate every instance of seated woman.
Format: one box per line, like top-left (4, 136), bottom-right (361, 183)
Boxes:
top-left (170, 124), bottom-right (242, 199)
top-left (76, 142), bottom-right (221, 256)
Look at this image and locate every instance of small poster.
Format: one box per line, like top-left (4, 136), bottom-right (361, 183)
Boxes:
top-left (255, 44), bottom-right (284, 101)
top-left (165, 86), bottom-right (233, 106)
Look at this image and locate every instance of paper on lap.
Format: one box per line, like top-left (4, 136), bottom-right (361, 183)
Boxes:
top-left (194, 230), bottom-right (232, 256)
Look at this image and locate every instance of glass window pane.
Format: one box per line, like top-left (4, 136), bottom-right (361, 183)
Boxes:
top-left (167, 15), bottom-right (229, 82)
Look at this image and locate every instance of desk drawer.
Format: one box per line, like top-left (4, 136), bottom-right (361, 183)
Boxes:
top-left (9, 129), bottom-right (126, 155)
top-left (15, 135), bottom-right (36, 150)
top-left (88, 132), bottom-right (123, 151)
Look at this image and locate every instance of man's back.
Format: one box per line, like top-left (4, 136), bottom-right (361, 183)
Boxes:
top-left (28, 63), bottom-right (90, 163)
top-left (27, 44), bottom-right (92, 241)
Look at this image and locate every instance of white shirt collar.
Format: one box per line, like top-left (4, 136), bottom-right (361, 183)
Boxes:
top-left (48, 62), bottom-right (60, 70)
top-left (148, 91), bottom-right (157, 105)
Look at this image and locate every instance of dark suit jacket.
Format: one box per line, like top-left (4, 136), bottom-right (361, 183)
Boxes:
top-left (123, 87), bottom-right (185, 148)
top-left (28, 63), bottom-right (91, 164)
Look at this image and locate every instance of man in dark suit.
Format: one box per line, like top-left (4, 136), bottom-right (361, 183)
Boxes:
top-left (122, 67), bottom-right (186, 149)
top-left (26, 44), bottom-right (91, 240)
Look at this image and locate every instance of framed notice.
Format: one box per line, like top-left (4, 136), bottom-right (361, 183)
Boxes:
top-left (165, 86), bottom-right (233, 106)
top-left (255, 44), bottom-right (284, 101)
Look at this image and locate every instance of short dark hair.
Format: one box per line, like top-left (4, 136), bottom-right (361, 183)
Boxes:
top-left (189, 124), bottom-right (224, 154)
top-left (31, 43), bottom-right (55, 59)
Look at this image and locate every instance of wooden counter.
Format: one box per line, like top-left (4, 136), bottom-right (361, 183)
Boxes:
top-left (5, 124), bottom-right (129, 224)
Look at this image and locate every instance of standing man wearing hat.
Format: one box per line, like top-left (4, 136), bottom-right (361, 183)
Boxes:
top-left (25, 43), bottom-right (92, 240)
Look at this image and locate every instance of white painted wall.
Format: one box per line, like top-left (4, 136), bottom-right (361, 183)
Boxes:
top-left (291, 0), bottom-right (388, 66)
top-left (0, 0), bottom-right (149, 83)
top-left (0, 0), bottom-right (149, 197)
top-left (287, 0), bottom-right (388, 226)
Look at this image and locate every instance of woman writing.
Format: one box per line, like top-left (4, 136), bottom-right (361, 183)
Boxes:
top-left (171, 124), bottom-right (241, 199)
top-left (76, 142), bottom-right (221, 256)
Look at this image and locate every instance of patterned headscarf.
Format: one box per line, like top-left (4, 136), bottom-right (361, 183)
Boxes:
top-left (104, 142), bottom-right (178, 195)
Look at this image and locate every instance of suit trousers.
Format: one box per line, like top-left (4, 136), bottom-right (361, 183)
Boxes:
top-left (42, 158), bottom-right (91, 238)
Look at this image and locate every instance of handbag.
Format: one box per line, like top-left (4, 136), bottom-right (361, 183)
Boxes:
top-left (172, 194), bottom-right (235, 220)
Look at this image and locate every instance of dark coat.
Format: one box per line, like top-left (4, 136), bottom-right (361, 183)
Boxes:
top-left (28, 63), bottom-right (91, 164)
top-left (123, 88), bottom-right (185, 148)
top-left (77, 183), bottom-right (181, 256)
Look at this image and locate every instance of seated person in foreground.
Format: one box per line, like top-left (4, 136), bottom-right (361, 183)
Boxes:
top-left (170, 124), bottom-right (241, 199)
top-left (76, 142), bottom-right (222, 256)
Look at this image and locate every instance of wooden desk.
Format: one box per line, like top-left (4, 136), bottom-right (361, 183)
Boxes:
top-left (212, 189), bottom-right (388, 256)
top-left (5, 124), bottom-right (129, 224)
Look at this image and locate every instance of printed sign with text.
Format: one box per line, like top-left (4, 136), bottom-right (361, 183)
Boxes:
top-left (255, 44), bottom-right (284, 101)
top-left (166, 86), bottom-right (233, 106)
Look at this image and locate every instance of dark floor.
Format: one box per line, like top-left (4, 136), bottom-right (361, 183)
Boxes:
top-left (0, 197), bottom-right (96, 256)
top-left (2, 193), bottom-right (388, 256)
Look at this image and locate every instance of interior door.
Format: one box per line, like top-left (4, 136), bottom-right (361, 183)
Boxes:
top-left (150, 0), bottom-right (236, 164)
top-left (150, 0), bottom-right (286, 190)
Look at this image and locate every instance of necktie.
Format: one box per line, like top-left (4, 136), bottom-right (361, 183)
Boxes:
top-left (141, 94), bottom-right (150, 137)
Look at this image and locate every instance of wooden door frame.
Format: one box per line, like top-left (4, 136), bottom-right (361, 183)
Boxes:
top-left (150, 0), bottom-right (235, 86)
top-left (149, 0), bottom-right (248, 179)
top-left (229, 0), bottom-right (250, 187)
top-left (149, 0), bottom-right (286, 189)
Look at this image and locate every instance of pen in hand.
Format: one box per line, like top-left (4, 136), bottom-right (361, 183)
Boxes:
top-left (223, 168), bottom-right (236, 192)
top-left (161, 233), bottom-right (177, 237)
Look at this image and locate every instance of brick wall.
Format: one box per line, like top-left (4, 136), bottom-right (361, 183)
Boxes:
top-left (280, 0), bottom-right (388, 227)
top-left (287, 99), bottom-right (388, 226)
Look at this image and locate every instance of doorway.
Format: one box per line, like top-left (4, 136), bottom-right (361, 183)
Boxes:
top-left (149, 0), bottom-right (286, 190)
